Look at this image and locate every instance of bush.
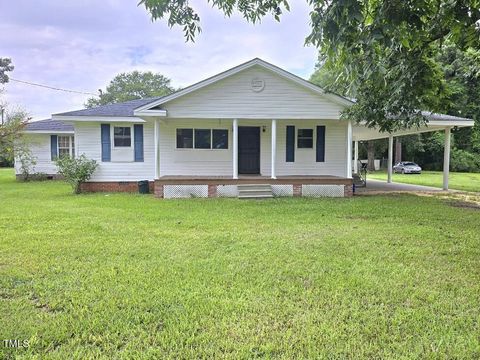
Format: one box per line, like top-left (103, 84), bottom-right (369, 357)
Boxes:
top-left (451, 149), bottom-right (480, 173)
top-left (16, 146), bottom-right (37, 181)
top-left (55, 155), bottom-right (98, 194)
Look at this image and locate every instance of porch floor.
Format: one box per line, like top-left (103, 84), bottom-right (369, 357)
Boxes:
top-left (156, 175), bottom-right (352, 185)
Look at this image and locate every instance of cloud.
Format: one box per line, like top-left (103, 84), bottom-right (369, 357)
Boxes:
top-left (0, 0), bottom-right (317, 120)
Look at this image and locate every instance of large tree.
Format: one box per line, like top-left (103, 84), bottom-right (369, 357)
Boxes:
top-left (0, 58), bottom-right (14, 85)
top-left (139, 0), bottom-right (480, 131)
top-left (85, 70), bottom-right (175, 108)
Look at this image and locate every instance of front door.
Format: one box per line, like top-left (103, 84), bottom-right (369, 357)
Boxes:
top-left (238, 126), bottom-right (260, 174)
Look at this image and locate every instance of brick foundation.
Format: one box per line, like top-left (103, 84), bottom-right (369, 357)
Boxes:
top-left (154, 182), bottom-right (164, 198)
top-left (293, 184), bottom-right (302, 197)
top-left (208, 184), bottom-right (217, 198)
top-left (80, 181), bottom-right (154, 193)
top-left (344, 185), bottom-right (354, 197)
top-left (16, 173), bottom-right (62, 181)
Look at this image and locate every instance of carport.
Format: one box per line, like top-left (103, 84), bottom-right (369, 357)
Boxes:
top-left (352, 112), bottom-right (474, 190)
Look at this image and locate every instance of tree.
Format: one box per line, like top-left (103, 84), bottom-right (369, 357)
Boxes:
top-left (0, 58), bottom-right (14, 84)
top-left (435, 45), bottom-right (480, 153)
top-left (139, 0), bottom-right (480, 131)
top-left (55, 155), bottom-right (98, 194)
top-left (85, 71), bottom-right (175, 108)
top-left (0, 108), bottom-right (28, 164)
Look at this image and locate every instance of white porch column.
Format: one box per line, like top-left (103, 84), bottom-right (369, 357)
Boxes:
top-left (353, 140), bottom-right (359, 174)
top-left (346, 121), bottom-right (353, 178)
top-left (443, 127), bottom-right (451, 190)
top-left (271, 119), bottom-right (277, 179)
top-left (233, 118), bottom-right (238, 179)
top-left (154, 119), bottom-right (160, 179)
top-left (387, 134), bottom-right (393, 183)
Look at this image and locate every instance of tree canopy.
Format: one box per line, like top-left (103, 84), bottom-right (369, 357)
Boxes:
top-left (0, 58), bottom-right (14, 84)
top-left (140, 0), bottom-right (480, 131)
top-left (85, 70), bottom-right (175, 108)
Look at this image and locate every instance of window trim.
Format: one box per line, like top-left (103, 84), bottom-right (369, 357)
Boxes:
top-left (296, 128), bottom-right (314, 149)
top-left (57, 135), bottom-right (75, 158)
top-left (112, 125), bottom-right (133, 148)
top-left (175, 128), bottom-right (229, 150)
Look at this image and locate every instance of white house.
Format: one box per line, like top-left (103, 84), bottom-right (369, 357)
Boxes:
top-left (19, 58), bottom-right (474, 198)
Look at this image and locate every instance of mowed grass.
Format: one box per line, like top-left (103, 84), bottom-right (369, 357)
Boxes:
top-left (1, 168), bottom-right (479, 359)
top-left (368, 170), bottom-right (480, 192)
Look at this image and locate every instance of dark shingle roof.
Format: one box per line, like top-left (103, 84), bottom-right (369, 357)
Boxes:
top-left (25, 119), bottom-right (73, 132)
top-left (54, 97), bottom-right (163, 117)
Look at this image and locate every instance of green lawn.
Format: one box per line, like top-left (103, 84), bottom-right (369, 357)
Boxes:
top-left (1, 168), bottom-right (479, 359)
top-left (368, 170), bottom-right (480, 192)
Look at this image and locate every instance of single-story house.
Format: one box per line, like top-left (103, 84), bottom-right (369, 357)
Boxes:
top-left (18, 58), bottom-right (474, 198)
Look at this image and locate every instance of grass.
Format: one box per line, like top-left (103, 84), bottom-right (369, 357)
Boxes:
top-left (368, 170), bottom-right (480, 192)
top-left (0, 168), bottom-right (479, 359)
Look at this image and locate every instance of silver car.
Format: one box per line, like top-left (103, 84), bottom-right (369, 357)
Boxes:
top-left (393, 162), bottom-right (422, 174)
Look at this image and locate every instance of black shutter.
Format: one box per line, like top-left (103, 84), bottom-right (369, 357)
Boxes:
top-left (50, 135), bottom-right (58, 160)
top-left (101, 124), bottom-right (111, 162)
top-left (286, 125), bottom-right (295, 162)
top-left (316, 126), bottom-right (325, 162)
top-left (134, 124), bottom-right (144, 162)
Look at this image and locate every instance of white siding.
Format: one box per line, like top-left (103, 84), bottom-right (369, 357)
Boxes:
top-left (162, 66), bottom-right (345, 119)
top-left (15, 134), bottom-right (58, 175)
top-left (158, 119), bottom-right (348, 178)
top-left (75, 122), bottom-right (155, 181)
top-left (275, 120), bottom-right (348, 177)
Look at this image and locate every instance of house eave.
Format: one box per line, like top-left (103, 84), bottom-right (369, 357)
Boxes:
top-left (23, 130), bottom-right (74, 134)
top-left (51, 115), bottom-right (146, 123)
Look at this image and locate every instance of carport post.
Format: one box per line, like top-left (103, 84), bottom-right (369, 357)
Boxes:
top-left (387, 135), bottom-right (393, 183)
top-left (443, 127), bottom-right (451, 190)
top-left (353, 141), bottom-right (359, 174)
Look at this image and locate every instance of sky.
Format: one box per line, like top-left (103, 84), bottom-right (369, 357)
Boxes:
top-left (0, 0), bottom-right (318, 121)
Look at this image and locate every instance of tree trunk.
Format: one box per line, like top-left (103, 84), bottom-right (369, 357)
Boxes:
top-left (395, 138), bottom-right (402, 164)
top-left (367, 141), bottom-right (375, 171)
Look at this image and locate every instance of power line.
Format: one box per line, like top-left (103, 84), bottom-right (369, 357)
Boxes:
top-left (9, 78), bottom-right (99, 96)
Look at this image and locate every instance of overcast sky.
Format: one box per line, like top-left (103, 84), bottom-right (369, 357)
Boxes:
top-left (1, 0), bottom-right (318, 120)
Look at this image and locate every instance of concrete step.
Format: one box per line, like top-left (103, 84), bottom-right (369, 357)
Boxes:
top-left (238, 190), bottom-right (273, 197)
top-left (237, 184), bottom-right (272, 191)
top-left (237, 184), bottom-right (273, 199)
top-left (238, 194), bottom-right (274, 199)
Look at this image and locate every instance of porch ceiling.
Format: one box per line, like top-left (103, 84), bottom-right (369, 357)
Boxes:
top-left (353, 121), bottom-right (474, 141)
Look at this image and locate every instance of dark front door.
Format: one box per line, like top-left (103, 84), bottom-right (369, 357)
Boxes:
top-left (238, 126), bottom-right (260, 174)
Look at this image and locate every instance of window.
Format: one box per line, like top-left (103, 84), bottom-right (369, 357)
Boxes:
top-left (58, 135), bottom-right (75, 157)
top-left (194, 129), bottom-right (211, 149)
top-left (177, 129), bottom-right (194, 148)
top-left (113, 126), bottom-right (131, 147)
top-left (212, 129), bottom-right (228, 149)
top-left (297, 129), bottom-right (313, 148)
top-left (177, 128), bottom-right (228, 149)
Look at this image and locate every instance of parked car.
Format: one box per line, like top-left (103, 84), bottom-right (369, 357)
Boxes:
top-left (393, 162), bottom-right (422, 174)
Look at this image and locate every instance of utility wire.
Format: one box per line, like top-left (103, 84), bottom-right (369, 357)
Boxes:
top-left (9, 78), bottom-right (99, 96)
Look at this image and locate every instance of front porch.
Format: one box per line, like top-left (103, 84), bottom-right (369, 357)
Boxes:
top-left (154, 175), bottom-right (353, 198)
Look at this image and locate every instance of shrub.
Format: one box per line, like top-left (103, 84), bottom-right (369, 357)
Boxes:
top-left (55, 155), bottom-right (98, 194)
top-left (451, 149), bottom-right (480, 173)
top-left (16, 146), bottom-right (37, 181)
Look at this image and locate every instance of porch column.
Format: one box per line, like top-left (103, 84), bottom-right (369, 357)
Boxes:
top-left (154, 119), bottom-right (160, 179)
top-left (271, 119), bottom-right (277, 179)
top-left (233, 118), bottom-right (238, 179)
top-left (387, 134), bottom-right (393, 183)
top-left (443, 127), bottom-right (451, 190)
top-left (346, 121), bottom-right (353, 178)
top-left (353, 140), bottom-right (359, 174)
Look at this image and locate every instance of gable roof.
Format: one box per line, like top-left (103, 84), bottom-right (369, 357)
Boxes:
top-left (25, 119), bottom-right (73, 133)
top-left (53, 97), bottom-right (165, 118)
top-left (134, 58), bottom-right (353, 114)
